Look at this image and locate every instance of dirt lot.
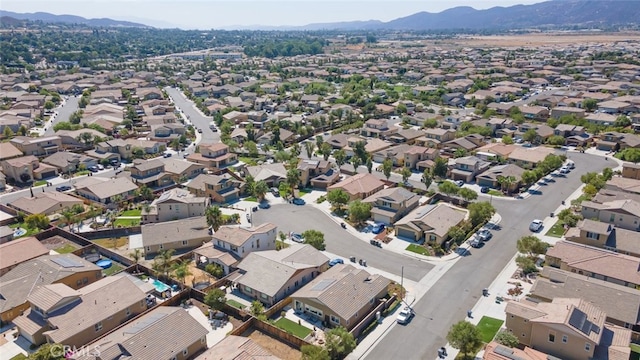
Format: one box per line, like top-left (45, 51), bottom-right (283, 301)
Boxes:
top-left (183, 261), bottom-right (214, 287)
top-left (40, 235), bottom-right (80, 252)
top-left (439, 32), bottom-right (640, 48)
top-left (244, 329), bottom-right (301, 360)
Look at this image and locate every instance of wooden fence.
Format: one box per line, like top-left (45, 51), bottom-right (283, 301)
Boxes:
top-left (349, 295), bottom-right (396, 341)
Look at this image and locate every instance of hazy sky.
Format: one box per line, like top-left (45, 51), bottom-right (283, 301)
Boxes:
top-left (3, 0), bottom-right (546, 29)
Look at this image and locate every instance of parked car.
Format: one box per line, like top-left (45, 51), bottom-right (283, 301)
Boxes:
top-left (371, 223), bottom-right (385, 234)
top-left (292, 198), bottom-right (305, 205)
top-left (480, 186), bottom-right (490, 193)
top-left (470, 235), bottom-right (482, 248)
top-left (97, 164), bottom-right (104, 170)
top-left (197, 128), bottom-right (203, 133)
top-left (544, 175), bottom-right (555, 182)
top-left (291, 233), bottom-right (304, 243)
top-left (258, 202), bottom-right (270, 209)
top-left (56, 185), bottom-right (72, 192)
top-left (328, 258), bottom-right (344, 267)
top-left (270, 187), bottom-right (280, 197)
top-left (529, 219), bottom-right (543, 232)
top-left (396, 307), bottom-right (414, 324)
top-left (567, 161), bottom-right (575, 169)
top-left (477, 229), bottom-right (492, 241)
top-left (88, 166), bottom-right (99, 173)
top-left (163, 153), bottom-right (172, 158)
top-left (560, 167), bottom-right (570, 174)
top-left (455, 180), bottom-right (464, 187)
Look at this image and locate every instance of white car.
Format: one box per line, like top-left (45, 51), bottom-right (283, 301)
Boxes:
top-left (396, 306), bottom-right (414, 324)
top-left (529, 219), bottom-right (543, 232)
top-left (454, 180), bottom-right (464, 187)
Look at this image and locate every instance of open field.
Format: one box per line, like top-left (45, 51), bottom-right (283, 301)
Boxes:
top-left (445, 32), bottom-right (640, 47)
top-left (244, 329), bottom-right (301, 360)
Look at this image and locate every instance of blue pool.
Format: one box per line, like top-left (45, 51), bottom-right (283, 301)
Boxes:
top-left (152, 279), bottom-right (170, 293)
top-left (96, 259), bottom-right (112, 269)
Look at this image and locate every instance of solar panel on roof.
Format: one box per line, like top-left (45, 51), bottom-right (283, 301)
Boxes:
top-left (50, 257), bottom-right (85, 268)
top-left (568, 309), bottom-right (598, 336)
top-left (493, 345), bottom-right (525, 360)
top-left (311, 279), bottom-right (335, 291)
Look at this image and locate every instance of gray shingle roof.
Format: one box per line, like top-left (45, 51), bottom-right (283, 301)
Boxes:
top-left (141, 217), bottom-right (210, 247)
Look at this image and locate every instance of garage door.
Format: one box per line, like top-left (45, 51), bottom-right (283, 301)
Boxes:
top-left (396, 227), bottom-right (416, 241)
top-left (373, 213), bottom-right (390, 225)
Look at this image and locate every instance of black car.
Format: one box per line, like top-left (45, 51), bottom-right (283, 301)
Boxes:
top-left (163, 153), bottom-right (172, 158)
top-left (480, 186), bottom-right (490, 193)
top-left (258, 202), bottom-right (270, 209)
top-left (56, 185), bottom-right (72, 192)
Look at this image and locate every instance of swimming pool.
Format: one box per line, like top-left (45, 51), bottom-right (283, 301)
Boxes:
top-left (152, 279), bottom-right (170, 293)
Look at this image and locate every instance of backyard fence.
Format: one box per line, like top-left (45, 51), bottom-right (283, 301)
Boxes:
top-left (350, 295), bottom-right (396, 341)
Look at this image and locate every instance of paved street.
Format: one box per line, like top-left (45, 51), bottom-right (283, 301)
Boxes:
top-left (364, 151), bottom-right (611, 360)
top-left (251, 204), bottom-right (433, 282)
top-left (44, 95), bottom-right (79, 136)
top-left (165, 87), bottom-right (220, 144)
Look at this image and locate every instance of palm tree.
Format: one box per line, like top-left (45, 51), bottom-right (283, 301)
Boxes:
top-left (61, 209), bottom-right (75, 230)
top-left (171, 260), bottom-right (192, 289)
top-left (205, 206), bottom-right (223, 232)
top-left (286, 168), bottom-right (300, 199)
top-left (129, 248), bottom-right (142, 264)
top-left (497, 175), bottom-right (516, 194)
top-left (304, 141), bottom-right (315, 158)
top-left (253, 180), bottom-right (269, 201)
top-left (153, 249), bottom-right (175, 277)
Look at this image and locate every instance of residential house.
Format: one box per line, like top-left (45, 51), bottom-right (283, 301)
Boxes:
top-left (75, 307), bottom-right (209, 360)
top-left (141, 188), bottom-right (208, 224)
top-left (550, 106), bottom-right (586, 120)
top-left (129, 159), bottom-right (174, 189)
top-left (0, 142), bottom-right (23, 161)
top-left (325, 134), bottom-right (349, 150)
top-left (41, 152), bottom-right (97, 174)
top-left (606, 176), bottom-right (640, 195)
top-left (194, 223), bottom-right (277, 274)
top-left (372, 144), bottom-right (413, 166)
top-left (135, 216), bottom-right (211, 256)
top-left (0, 155), bottom-right (57, 184)
top-left (564, 218), bottom-right (640, 257)
top-left (292, 264), bottom-right (390, 331)
top-left (55, 129), bottom-right (106, 149)
top-left (244, 162), bottom-right (288, 187)
top-left (362, 187), bottom-right (420, 225)
top-left (360, 119), bottom-right (398, 139)
top-left (162, 158), bottom-right (206, 183)
top-left (445, 135), bottom-right (485, 153)
top-left (257, 128), bottom-right (295, 146)
top-left (149, 123), bottom-right (185, 141)
top-left (483, 341), bottom-right (550, 360)
top-left (586, 112), bottom-right (617, 127)
top-left (0, 254), bottom-right (102, 324)
top-left (518, 105), bottom-right (550, 121)
top-left (344, 137), bottom-right (392, 158)
top-left (234, 244), bottom-right (329, 307)
top-left (95, 139), bottom-right (162, 160)
top-left (194, 335), bottom-right (280, 360)
top-left (597, 100), bottom-right (633, 114)
top-left (297, 159), bottom-right (338, 189)
top-left (8, 191), bottom-right (84, 216)
top-left (395, 203), bottom-right (467, 244)
top-left (74, 177), bottom-right (138, 205)
top-left (0, 236), bottom-right (50, 276)
top-left (387, 128), bottom-right (425, 144)
top-left (10, 136), bottom-right (62, 156)
top-left (13, 275), bottom-right (149, 347)
top-left (186, 173), bottom-right (244, 203)
top-left (507, 147), bottom-right (556, 169)
top-left (448, 156), bottom-right (491, 183)
top-left (622, 163), bottom-right (640, 180)
top-left (475, 164), bottom-right (526, 191)
top-left (530, 267), bottom-right (640, 332)
top-left (545, 241), bottom-right (640, 288)
top-left (327, 173), bottom-right (385, 201)
top-left (414, 128), bottom-right (456, 149)
top-left (597, 132), bottom-right (640, 151)
top-left (187, 143), bottom-right (237, 170)
top-left (404, 146), bottom-right (438, 171)
top-left (580, 197), bottom-right (640, 231)
top-left (505, 297), bottom-right (631, 360)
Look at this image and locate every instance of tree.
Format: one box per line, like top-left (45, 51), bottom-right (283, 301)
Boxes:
top-left (302, 229), bottom-right (326, 250)
top-left (25, 213), bottom-right (50, 230)
top-left (137, 185), bottom-right (154, 201)
top-left (250, 300), bottom-right (265, 318)
top-left (547, 135), bottom-right (566, 146)
top-left (468, 201), bottom-right (495, 227)
top-left (301, 345), bottom-right (331, 360)
top-left (204, 288), bottom-right (227, 311)
top-left (129, 249), bottom-right (142, 264)
top-left (522, 129), bottom-right (537, 143)
top-left (205, 263), bottom-right (224, 278)
top-left (327, 189), bottom-right (349, 211)
top-left (304, 141), bottom-right (315, 158)
top-left (497, 175), bottom-right (517, 194)
top-left (582, 98), bottom-right (598, 112)
top-left (3, 126), bottom-right (14, 139)
top-left (618, 148), bottom-right (640, 163)
top-left (349, 200), bottom-right (372, 226)
top-left (279, 182), bottom-right (291, 199)
top-left (286, 168), bottom-right (300, 198)
top-left (516, 255), bottom-right (538, 274)
top-left (458, 188), bottom-right (478, 202)
top-left (438, 181), bottom-right (459, 197)
top-left (366, 156), bottom-right (373, 173)
top-left (521, 170), bottom-right (538, 187)
top-left (446, 321), bottom-right (483, 360)
top-left (501, 135), bottom-right (514, 145)
top-left (325, 326), bottom-right (357, 360)
top-left (382, 158), bottom-right (393, 180)
top-left (244, 141), bottom-right (259, 157)
top-left (253, 180), bottom-right (269, 201)
top-left (517, 235), bottom-right (549, 257)
top-left (320, 142), bottom-right (332, 161)
top-left (400, 166), bottom-right (412, 183)
top-left (171, 260), bottom-right (192, 289)
top-left (61, 209), bottom-right (75, 230)
top-left (205, 206), bottom-right (223, 232)
top-left (446, 225), bottom-right (467, 245)
top-left (334, 149), bottom-right (347, 166)
top-left (28, 343), bottom-right (67, 359)
top-left (152, 249), bottom-right (175, 277)
top-left (432, 157), bottom-right (448, 178)
top-left (494, 330), bottom-right (520, 347)
top-left (422, 168), bottom-right (433, 189)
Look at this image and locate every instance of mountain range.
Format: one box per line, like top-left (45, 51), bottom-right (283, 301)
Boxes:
top-left (2, 0), bottom-right (640, 31)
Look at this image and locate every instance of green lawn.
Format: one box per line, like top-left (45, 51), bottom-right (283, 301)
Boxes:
top-left (274, 317), bottom-right (312, 339)
top-left (488, 190), bottom-right (503, 196)
top-left (476, 316), bottom-right (504, 343)
top-left (103, 262), bottom-right (124, 276)
top-left (545, 220), bottom-right (566, 238)
top-left (8, 223), bottom-right (41, 237)
top-left (406, 244), bottom-right (430, 256)
top-left (121, 209), bottom-right (141, 216)
top-left (113, 218), bottom-right (141, 227)
top-left (74, 170), bottom-right (90, 177)
top-left (239, 157), bottom-right (263, 166)
top-left (54, 244), bottom-right (78, 254)
top-left (93, 237), bottom-right (129, 249)
top-left (630, 343), bottom-right (640, 354)
top-left (298, 188), bottom-right (312, 195)
top-left (10, 354), bottom-right (27, 360)
top-left (243, 196), bottom-right (258, 202)
top-left (226, 299), bottom-right (246, 309)
top-left (33, 180), bottom-right (48, 186)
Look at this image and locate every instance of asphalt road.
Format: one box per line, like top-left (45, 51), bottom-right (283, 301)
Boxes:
top-left (251, 204), bottom-right (433, 282)
top-left (165, 87), bottom-right (220, 144)
top-left (45, 96), bottom-right (79, 136)
top-left (365, 152), bottom-right (611, 360)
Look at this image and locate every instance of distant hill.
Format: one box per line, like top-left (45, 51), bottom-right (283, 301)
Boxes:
top-left (0, 11), bottom-right (151, 28)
